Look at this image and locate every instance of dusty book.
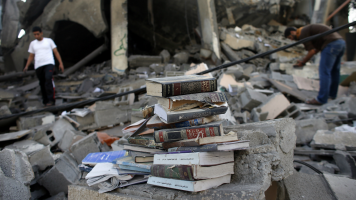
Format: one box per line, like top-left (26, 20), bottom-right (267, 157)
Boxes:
top-left (156, 92), bottom-right (227, 111)
top-left (82, 150), bottom-right (127, 166)
top-left (153, 151), bottom-right (234, 166)
top-left (154, 103), bottom-right (228, 124)
top-left (147, 175), bottom-right (231, 192)
top-left (146, 114), bottom-right (219, 130)
top-left (150, 163), bottom-right (234, 180)
top-left (129, 151), bottom-right (153, 163)
top-left (153, 121), bottom-right (224, 143)
top-left (146, 75), bottom-right (217, 97)
top-left (123, 144), bottom-right (165, 154)
top-left (127, 137), bottom-right (162, 148)
top-left (168, 141), bottom-right (249, 152)
top-left (112, 156), bottom-right (152, 173)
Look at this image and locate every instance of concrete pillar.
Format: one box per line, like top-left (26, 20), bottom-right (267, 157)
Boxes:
top-left (197, 0), bottom-right (220, 59)
top-left (111, 0), bottom-right (128, 74)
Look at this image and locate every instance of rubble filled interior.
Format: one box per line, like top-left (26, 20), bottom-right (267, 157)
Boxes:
top-left (0, 0), bottom-right (356, 200)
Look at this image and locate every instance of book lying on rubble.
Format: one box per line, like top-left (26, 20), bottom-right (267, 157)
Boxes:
top-left (156, 92), bottom-right (228, 111)
top-left (127, 136), bottom-right (162, 148)
top-left (162, 134), bottom-right (239, 149)
top-left (147, 175), bottom-right (231, 192)
top-left (113, 156), bottom-right (152, 173)
top-left (167, 141), bottom-right (249, 152)
top-left (146, 114), bottom-right (220, 130)
top-left (82, 150), bottom-right (127, 166)
top-left (146, 75), bottom-right (217, 97)
top-left (128, 151), bottom-right (153, 163)
top-left (153, 151), bottom-right (234, 166)
top-left (124, 144), bottom-right (165, 153)
top-left (154, 103), bottom-right (228, 124)
top-left (150, 163), bottom-right (234, 180)
top-left (154, 121), bottom-right (224, 143)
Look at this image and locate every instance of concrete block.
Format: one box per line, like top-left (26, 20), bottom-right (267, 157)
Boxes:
top-left (269, 62), bottom-right (280, 71)
top-left (38, 152), bottom-right (80, 196)
top-left (128, 55), bottom-right (162, 68)
top-left (114, 87), bottom-right (135, 106)
top-left (251, 107), bottom-right (269, 122)
top-left (17, 112), bottom-right (55, 130)
top-left (58, 130), bottom-right (86, 152)
top-left (52, 118), bottom-right (76, 146)
top-left (333, 150), bottom-right (356, 179)
top-left (160, 49), bottom-right (170, 63)
top-left (277, 103), bottom-right (303, 120)
top-left (257, 93), bottom-right (290, 120)
top-left (294, 118), bottom-right (328, 145)
top-left (324, 174), bottom-right (356, 200)
top-left (68, 113), bottom-right (96, 131)
top-left (30, 123), bottom-right (56, 146)
top-left (0, 168), bottom-right (31, 200)
top-left (239, 87), bottom-right (268, 111)
top-left (173, 52), bottom-right (189, 65)
top-left (0, 149), bottom-right (34, 185)
top-left (312, 130), bottom-right (356, 151)
top-left (70, 132), bottom-right (110, 164)
top-left (94, 101), bottom-right (131, 128)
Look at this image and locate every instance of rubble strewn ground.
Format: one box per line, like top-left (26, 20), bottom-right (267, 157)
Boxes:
top-left (1, 0), bottom-right (356, 200)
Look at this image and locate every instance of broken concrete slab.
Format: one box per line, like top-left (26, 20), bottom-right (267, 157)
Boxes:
top-left (254, 93), bottom-right (290, 120)
top-left (38, 152), bottom-right (80, 196)
top-left (94, 101), bottom-right (131, 128)
top-left (0, 168), bottom-right (31, 200)
top-left (333, 150), bottom-right (356, 179)
top-left (294, 118), bottom-right (328, 145)
top-left (267, 78), bottom-right (311, 101)
top-left (17, 112), bottom-right (55, 130)
top-left (324, 174), bottom-right (356, 200)
top-left (52, 118), bottom-right (76, 145)
top-left (0, 130), bottom-right (31, 142)
top-left (58, 130), bottom-right (86, 152)
top-left (312, 130), bottom-right (356, 151)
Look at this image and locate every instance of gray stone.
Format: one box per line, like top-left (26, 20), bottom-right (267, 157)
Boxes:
top-left (239, 87), bottom-right (268, 111)
top-left (173, 52), bottom-right (189, 65)
top-left (0, 130), bottom-right (31, 142)
top-left (77, 78), bottom-right (94, 93)
top-left (281, 170), bottom-right (334, 200)
top-left (312, 130), bottom-right (356, 151)
top-left (38, 152), bottom-right (80, 196)
top-left (324, 174), bottom-right (356, 200)
top-left (160, 49), bottom-right (170, 63)
top-left (94, 101), bottom-right (131, 128)
top-left (128, 55), bottom-right (162, 68)
top-left (52, 118), bottom-right (76, 146)
top-left (70, 132), bottom-right (110, 164)
top-left (0, 168), bottom-right (31, 200)
top-left (294, 118), bottom-right (328, 145)
top-left (333, 150), bottom-right (356, 179)
top-left (0, 149), bottom-right (34, 185)
top-left (30, 123), bottom-right (56, 146)
top-left (17, 112), bottom-right (55, 130)
top-left (58, 130), bottom-right (86, 152)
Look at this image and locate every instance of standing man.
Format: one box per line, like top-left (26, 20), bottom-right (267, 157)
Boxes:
top-left (284, 24), bottom-right (346, 105)
top-left (24, 26), bottom-right (64, 106)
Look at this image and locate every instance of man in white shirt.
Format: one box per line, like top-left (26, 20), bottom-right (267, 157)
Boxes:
top-left (24, 26), bottom-right (64, 106)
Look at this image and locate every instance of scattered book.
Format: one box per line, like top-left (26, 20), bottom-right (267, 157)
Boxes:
top-left (156, 92), bottom-right (227, 111)
top-left (153, 151), bottom-right (234, 166)
top-left (146, 114), bottom-right (219, 130)
top-left (167, 141), bottom-right (249, 152)
top-left (124, 144), bottom-right (164, 154)
top-left (154, 103), bottom-right (228, 124)
top-left (150, 163), bottom-right (234, 181)
top-left (147, 174), bottom-right (231, 192)
top-left (82, 150), bottom-right (127, 166)
top-left (146, 75), bottom-right (217, 97)
top-left (113, 156), bottom-right (152, 173)
top-left (154, 121), bottom-right (224, 143)
top-left (127, 137), bottom-right (162, 148)
top-left (129, 151), bottom-right (153, 163)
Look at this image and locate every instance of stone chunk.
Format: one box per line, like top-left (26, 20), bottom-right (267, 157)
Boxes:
top-left (294, 119), bottom-right (328, 145)
top-left (173, 52), bottom-right (189, 65)
top-left (52, 118), bottom-right (76, 145)
top-left (58, 130), bottom-right (86, 152)
top-left (38, 152), bottom-right (80, 196)
top-left (312, 130), bottom-right (356, 151)
top-left (0, 130), bottom-right (31, 142)
top-left (277, 103), bottom-right (303, 120)
top-left (224, 34), bottom-right (255, 50)
top-left (94, 101), bottom-right (131, 128)
top-left (251, 93), bottom-right (290, 121)
top-left (159, 49), bottom-right (170, 63)
top-left (333, 150), bottom-right (356, 179)
top-left (128, 55), bottom-right (162, 68)
top-left (17, 112), bottom-right (55, 130)
top-left (239, 88), bottom-right (268, 111)
top-left (0, 168), bottom-right (31, 200)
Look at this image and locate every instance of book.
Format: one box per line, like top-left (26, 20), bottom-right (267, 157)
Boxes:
top-left (167, 141), bottom-right (249, 152)
top-left (150, 163), bottom-right (234, 180)
top-left (129, 151), bottom-right (153, 163)
top-left (154, 103), bottom-right (228, 124)
top-left (124, 144), bottom-right (164, 153)
top-left (113, 156), bottom-right (152, 173)
top-left (156, 92), bottom-right (227, 111)
top-left (147, 175), bottom-right (231, 192)
top-left (127, 137), bottom-right (162, 148)
top-left (82, 150), bottom-right (127, 166)
top-left (146, 75), bottom-right (217, 97)
top-left (154, 121), bottom-right (224, 143)
top-left (146, 114), bottom-right (219, 130)
top-left (153, 151), bottom-right (234, 166)
top-left (161, 135), bottom-right (239, 149)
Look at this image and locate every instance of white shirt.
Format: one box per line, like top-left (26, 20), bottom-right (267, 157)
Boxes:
top-left (28, 38), bottom-right (57, 69)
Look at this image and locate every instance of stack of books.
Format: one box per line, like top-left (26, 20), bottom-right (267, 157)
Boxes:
top-left (144, 75), bottom-right (249, 192)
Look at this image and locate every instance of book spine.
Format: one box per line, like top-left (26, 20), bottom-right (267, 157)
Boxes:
top-left (153, 152), bottom-right (200, 165)
top-left (127, 138), bottom-right (158, 148)
top-left (170, 144), bottom-right (218, 152)
top-left (147, 176), bottom-right (194, 192)
top-left (147, 117), bottom-right (210, 130)
top-left (154, 125), bottom-right (222, 143)
top-left (150, 165), bottom-right (195, 181)
top-left (167, 106), bottom-right (227, 124)
top-left (162, 140), bottom-right (200, 149)
top-left (118, 165), bottom-right (151, 173)
top-left (162, 79), bottom-right (217, 97)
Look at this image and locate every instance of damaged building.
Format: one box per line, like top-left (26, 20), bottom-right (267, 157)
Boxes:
top-left (0, 0), bottom-right (356, 200)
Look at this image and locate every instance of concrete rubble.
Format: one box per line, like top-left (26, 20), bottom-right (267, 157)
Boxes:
top-left (0, 0), bottom-right (356, 199)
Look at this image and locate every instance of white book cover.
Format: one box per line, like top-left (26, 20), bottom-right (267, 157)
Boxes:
top-left (153, 151), bottom-right (234, 165)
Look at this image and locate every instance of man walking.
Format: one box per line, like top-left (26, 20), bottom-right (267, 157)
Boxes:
top-left (284, 24), bottom-right (346, 105)
top-left (24, 26), bottom-right (64, 106)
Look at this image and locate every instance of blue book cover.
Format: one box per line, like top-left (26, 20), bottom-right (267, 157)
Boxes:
top-left (113, 156), bottom-right (152, 172)
top-left (82, 150), bottom-right (127, 165)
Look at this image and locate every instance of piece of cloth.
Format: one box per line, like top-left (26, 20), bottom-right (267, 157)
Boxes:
top-left (316, 39), bottom-right (345, 104)
top-left (28, 38), bottom-right (57, 69)
top-left (298, 24), bottom-right (342, 51)
top-left (35, 64), bottom-right (55, 104)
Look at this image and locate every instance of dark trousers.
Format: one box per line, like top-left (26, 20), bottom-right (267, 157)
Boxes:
top-left (35, 64), bottom-right (55, 104)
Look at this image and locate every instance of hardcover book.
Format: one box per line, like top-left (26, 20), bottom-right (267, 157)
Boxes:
top-left (123, 144), bottom-right (164, 153)
top-left (127, 137), bottom-right (162, 148)
top-left (156, 92), bottom-right (227, 111)
top-left (161, 135), bottom-right (239, 149)
top-left (147, 175), bottom-right (231, 192)
top-left (146, 75), bottom-right (217, 97)
top-left (167, 141), bottom-right (249, 152)
top-left (112, 156), bottom-right (152, 173)
top-left (154, 121), bottom-right (224, 143)
top-left (129, 151), bottom-right (153, 163)
top-left (154, 103), bottom-right (228, 124)
top-left (150, 163), bottom-right (234, 180)
top-left (82, 150), bottom-right (127, 165)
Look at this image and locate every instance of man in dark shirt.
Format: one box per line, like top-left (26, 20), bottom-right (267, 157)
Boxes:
top-left (284, 24), bottom-right (345, 105)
